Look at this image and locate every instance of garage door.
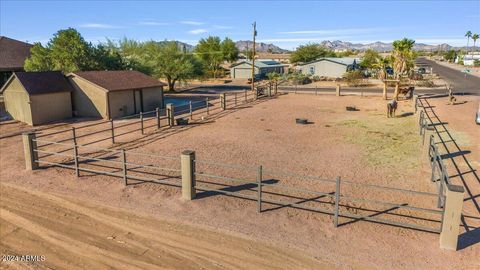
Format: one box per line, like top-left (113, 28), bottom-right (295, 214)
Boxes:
top-left (233, 68), bottom-right (252, 79)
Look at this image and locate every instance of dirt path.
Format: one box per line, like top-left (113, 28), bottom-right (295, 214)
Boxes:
top-left (0, 183), bottom-right (329, 270)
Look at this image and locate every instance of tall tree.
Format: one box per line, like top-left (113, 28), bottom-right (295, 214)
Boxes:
top-left (24, 43), bottom-right (54, 71)
top-left (360, 49), bottom-right (380, 70)
top-left (25, 28), bottom-right (125, 73)
top-left (144, 41), bottom-right (203, 91)
top-left (472, 33), bottom-right (479, 52)
top-left (221, 37), bottom-right (239, 63)
top-left (195, 36), bottom-right (223, 78)
top-left (290, 43), bottom-right (336, 64)
top-left (465, 31), bottom-right (472, 52)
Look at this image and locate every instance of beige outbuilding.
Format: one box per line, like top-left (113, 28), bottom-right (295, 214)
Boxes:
top-left (67, 71), bottom-right (166, 119)
top-left (0, 71), bottom-right (73, 125)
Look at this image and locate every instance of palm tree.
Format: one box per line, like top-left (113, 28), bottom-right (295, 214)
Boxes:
top-left (472, 33), bottom-right (479, 52)
top-left (465, 31), bottom-right (472, 52)
top-left (392, 38), bottom-right (415, 100)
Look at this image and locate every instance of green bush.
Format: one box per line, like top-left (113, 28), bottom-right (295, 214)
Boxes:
top-left (474, 60), bottom-right (480, 67)
top-left (343, 70), bottom-right (365, 87)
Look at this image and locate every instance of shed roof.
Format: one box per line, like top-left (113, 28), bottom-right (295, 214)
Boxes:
top-left (231, 60), bottom-right (287, 69)
top-left (0, 71), bottom-right (74, 95)
top-left (0, 36), bottom-right (33, 71)
top-left (70, 70), bottom-right (166, 91)
top-left (299, 57), bottom-right (359, 66)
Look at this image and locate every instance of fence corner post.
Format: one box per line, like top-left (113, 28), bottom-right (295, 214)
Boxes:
top-left (336, 84), bottom-right (341, 97)
top-left (181, 150), bottom-right (196, 200)
top-left (166, 103), bottom-right (174, 126)
top-left (22, 131), bottom-right (38, 170)
top-left (72, 127), bottom-right (79, 177)
top-left (205, 97), bottom-right (209, 115)
top-left (439, 184), bottom-right (464, 251)
top-left (413, 94), bottom-right (419, 113)
top-left (334, 176), bottom-right (341, 227)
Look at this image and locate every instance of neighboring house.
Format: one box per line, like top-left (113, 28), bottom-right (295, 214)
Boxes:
top-left (456, 52), bottom-right (480, 66)
top-left (0, 36), bottom-right (32, 88)
top-left (230, 60), bottom-right (287, 79)
top-left (298, 57), bottom-right (360, 78)
top-left (256, 53), bottom-right (291, 64)
top-left (0, 72), bottom-right (73, 125)
top-left (68, 70), bottom-right (166, 119)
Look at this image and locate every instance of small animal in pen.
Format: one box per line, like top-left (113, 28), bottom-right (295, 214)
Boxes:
top-left (387, 99), bottom-right (398, 118)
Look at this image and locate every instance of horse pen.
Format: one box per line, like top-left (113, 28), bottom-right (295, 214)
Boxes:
top-left (1, 90), bottom-right (477, 269)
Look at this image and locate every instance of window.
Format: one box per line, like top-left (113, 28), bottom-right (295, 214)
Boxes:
top-left (309, 66), bottom-right (315, 75)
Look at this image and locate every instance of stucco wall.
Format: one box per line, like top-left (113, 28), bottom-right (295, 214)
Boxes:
top-left (30, 92), bottom-right (72, 125)
top-left (108, 90), bottom-right (135, 119)
top-left (300, 61), bottom-right (349, 78)
top-left (142, 86), bottom-right (163, 111)
top-left (2, 77), bottom-right (33, 124)
top-left (68, 76), bottom-right (107, 118)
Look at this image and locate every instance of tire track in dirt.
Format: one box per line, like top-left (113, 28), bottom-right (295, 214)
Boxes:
top-left (0, 183), bottom-right (331, 270)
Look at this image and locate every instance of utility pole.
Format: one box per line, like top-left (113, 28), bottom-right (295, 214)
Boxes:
top-left (251, 21), bottom-right (257, 92)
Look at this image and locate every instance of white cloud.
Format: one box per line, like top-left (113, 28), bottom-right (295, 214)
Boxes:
top-left (213, 25), bottom-right (233, 29)
top-left (181, 20), bottom-right (204, 25)
top-left (79, 23), bottom-right (124, 29)
top-left (189, 29), bottom-right (208, 34)
top-left (138, 21), bottom-right (170, 26)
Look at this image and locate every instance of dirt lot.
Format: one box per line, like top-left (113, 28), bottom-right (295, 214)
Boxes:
top-left (0, 93), bottom-right (479, 269)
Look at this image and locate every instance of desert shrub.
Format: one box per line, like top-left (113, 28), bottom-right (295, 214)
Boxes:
top-left (474, 60), bottom-right (480, 67)
top-left (417, 79), bottom-right (436, 87)
top-left (311, 75), bottom-right (321, 82)
top-left (343, 70), bottom-right (365, 87)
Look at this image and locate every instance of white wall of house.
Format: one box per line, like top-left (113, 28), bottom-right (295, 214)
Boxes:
top-left (299, 60), bottom-right (350, 78)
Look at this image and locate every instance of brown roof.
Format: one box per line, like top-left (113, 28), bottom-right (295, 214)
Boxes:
top-left (71, 70), bottom-right (166, 91)
top-left (1, 71), bottom-right (74, 95)
top-left (0, 36), bottom-right (33, 71)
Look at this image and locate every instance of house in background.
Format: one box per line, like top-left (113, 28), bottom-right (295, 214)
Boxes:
top-left (298, 57), bottom-right (360, 78)
top-left (68, 70), bottom-right (166, 119)
top-left (0, 36), bottom-right (32, 88)
top-left (230, 60), bottom-right (287, 79)
top-left (0, 71), bottom-right (73, 125)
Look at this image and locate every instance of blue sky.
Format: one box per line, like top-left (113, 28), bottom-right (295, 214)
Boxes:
top-left (1, 0), bottom-right (479, 50)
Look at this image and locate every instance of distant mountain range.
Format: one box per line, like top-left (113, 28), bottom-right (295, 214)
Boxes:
top-left (318, 40), bottom-right (454, 52)
top-left (163, 40), bottom-right (457, 53)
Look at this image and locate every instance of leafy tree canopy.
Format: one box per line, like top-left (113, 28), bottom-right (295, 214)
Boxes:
top-left (290, 43), bottom-right (336, 64)
top-left (25, 28), bottom-right (125, 73)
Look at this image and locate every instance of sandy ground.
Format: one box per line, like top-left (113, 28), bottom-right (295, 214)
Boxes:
top-left (0, 183), bottom-right (327, 270)
top-left (1, 94), bottom-right (479, 269)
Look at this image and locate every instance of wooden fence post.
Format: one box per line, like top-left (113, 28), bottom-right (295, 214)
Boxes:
top-left (439, 184), bottom-right (464, 250)
top-left (110, 119), bottom-right (115, 144)
top-left (140, 112), bottom-right (144, 134)
top-left (181, 150), bottom-right (196, 200)
top-left (235, 93), bottom-right (237, 106)
top-left (121, 149), bottom-right (127, 186)
top-left (334, 176), bottom-right (341, 227)
top-left (257, 165), bottom-right (263, 213)
top-left (336, 84), bottom-right (341, 97)
top-left (244, 90), bottom-right (247, 102)
top-left (22, 132), bottom-right (38, 170)
top-left (383, 82), bottom-right (387, 100)
top-left (72, 127), bottom-right (79, 177)
top-left (166, 103), bottom-right (174, 126)
top-left (205, 97), bottom-right (209, 115)
top-left (221, 93), bottom-right (226, 110)
top-left (156, 107), bottom-right (160, 129)
top-left (189, 101), bottom-right (193, 119)
top-left (315, 85), bottom-right (318, 95)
